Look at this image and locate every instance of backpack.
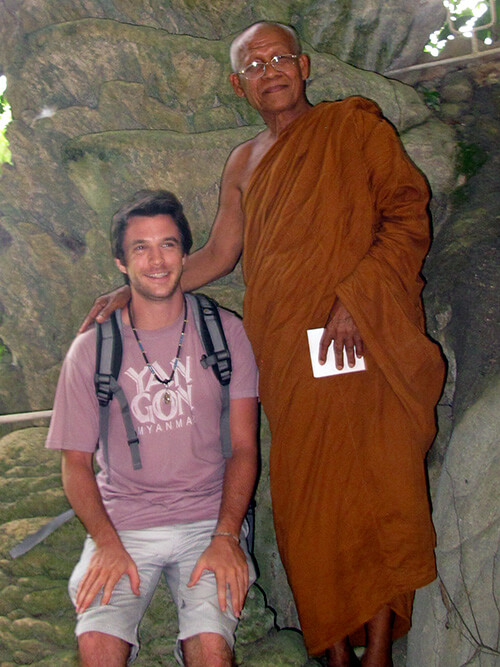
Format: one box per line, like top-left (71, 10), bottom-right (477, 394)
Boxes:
top-left (10, 293), bottom-right (255, 558)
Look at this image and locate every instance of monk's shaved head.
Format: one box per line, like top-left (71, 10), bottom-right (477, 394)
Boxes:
top-left (229, 22), bottom-right (301, 72)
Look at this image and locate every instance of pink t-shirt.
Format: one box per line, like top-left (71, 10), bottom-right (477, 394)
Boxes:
top-left (46, 301), bottom-right (258, 530)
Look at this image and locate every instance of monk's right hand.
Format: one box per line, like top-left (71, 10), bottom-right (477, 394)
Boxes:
top-left (78, 285), bottom-right (131, 333)
top-left (319, 297), bottom-right (364, 369)
top-left (75, 542), bottom-right (140, 613)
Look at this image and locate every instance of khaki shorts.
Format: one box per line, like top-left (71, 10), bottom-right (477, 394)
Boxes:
top-left (69, 519), bottom-right (256, 664)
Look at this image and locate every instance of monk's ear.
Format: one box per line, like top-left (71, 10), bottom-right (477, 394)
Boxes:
top-left (229, 72), bottom-right (247, 98)
top-left (298, 53), bottom-right (310, 81)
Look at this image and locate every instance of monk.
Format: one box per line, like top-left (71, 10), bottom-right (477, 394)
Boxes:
top-left (81, 22), bottom-right (445, 666)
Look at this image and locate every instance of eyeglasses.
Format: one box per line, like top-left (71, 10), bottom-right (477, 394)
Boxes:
top-left (236, 54), bottom-right (299, 80)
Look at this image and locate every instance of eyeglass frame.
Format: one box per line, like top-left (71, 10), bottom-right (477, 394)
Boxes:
top-left (235, 54), bottom-right (300, 80)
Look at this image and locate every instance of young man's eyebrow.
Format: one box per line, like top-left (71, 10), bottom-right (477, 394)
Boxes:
top-left (130, 236), bottom-right (181, 245)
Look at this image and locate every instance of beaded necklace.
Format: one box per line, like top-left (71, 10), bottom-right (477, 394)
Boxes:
top-left (127, 298), bottom-right (188, 405)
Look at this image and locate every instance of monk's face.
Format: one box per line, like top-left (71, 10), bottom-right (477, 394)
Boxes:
top-left (229, 25), bottom-right (309, 118)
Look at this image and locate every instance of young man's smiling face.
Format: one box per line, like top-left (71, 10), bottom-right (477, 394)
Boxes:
top-left (115, 213), bottom-right (186, 303)
top-left (229, 24), bottom-right (310, 117)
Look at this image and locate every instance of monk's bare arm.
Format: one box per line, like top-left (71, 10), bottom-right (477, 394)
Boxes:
top-left (180, 146), bottom-right (248, 292)
top-left (78, 285), bottom-right (131, 333)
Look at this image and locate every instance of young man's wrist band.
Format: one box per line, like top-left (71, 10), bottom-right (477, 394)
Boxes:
top-left (211, 531), bottom-right (240, 544)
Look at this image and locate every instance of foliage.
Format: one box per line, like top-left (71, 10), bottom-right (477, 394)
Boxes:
top-left (425, 0), bottom-right (498, 56)
top-left (420, 87), bottom-right (442, 111)
top-left (0, 85), bottom-right (12, 168)
top-left (456, 140), bottom-right (488, 177)
top-left (451, 141), bottom-right (488, 205)
top-left (0, 134), bottom-right (11, 166)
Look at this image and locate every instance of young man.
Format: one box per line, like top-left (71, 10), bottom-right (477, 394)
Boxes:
top-left (46, 190), bottom-right (258, 666)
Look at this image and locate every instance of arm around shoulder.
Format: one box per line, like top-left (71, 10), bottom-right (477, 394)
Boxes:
top-left (181, 146), bottom-right (248, 292)
top-left (78, 284), bottom-right (131, 333)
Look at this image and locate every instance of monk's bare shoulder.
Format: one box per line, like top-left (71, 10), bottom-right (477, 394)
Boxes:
top-left (224, 129), bottom-right (275, 192)
top-left (203, 131), bottom-right (274, 268)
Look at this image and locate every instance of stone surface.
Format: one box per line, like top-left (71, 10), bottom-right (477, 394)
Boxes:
top-left (294, 0), bottom-right (446, 71)
top-left (408, 380), bottom-right (500, 666)
top-left (440, 70), bottom-right (475, 103)
top-left (408, 78), bottom-right (500, 667)
top-left (0, 0), bottom-right (446, 73)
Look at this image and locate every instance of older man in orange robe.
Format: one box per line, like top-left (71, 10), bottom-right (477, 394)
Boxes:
top-left (241, 96), bottom-right (444, 662)
top-left (84, 21), bottom-right (445, 666)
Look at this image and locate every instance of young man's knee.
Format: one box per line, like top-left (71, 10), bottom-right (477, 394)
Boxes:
top-left (181, 631), bottom-right (234, 667)
top-left (78, 630), bottom-right (131, 667)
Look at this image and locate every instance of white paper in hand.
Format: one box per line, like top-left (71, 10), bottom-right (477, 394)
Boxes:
top-left (307, 328), bottom-right (366, 378)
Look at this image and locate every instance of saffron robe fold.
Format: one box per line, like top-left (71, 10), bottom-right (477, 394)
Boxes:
top-left (241, 98), bottom-right (445, 654)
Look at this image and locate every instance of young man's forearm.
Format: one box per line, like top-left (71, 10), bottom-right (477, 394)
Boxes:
top-left (62, 451), bottom-right (140, 611)
top-left (215, 447), bottom-right (257, 538)
top-left (62, 451), bottom-right (121, 548)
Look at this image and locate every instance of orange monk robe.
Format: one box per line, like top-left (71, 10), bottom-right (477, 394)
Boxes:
top-left (241, 97), bottom-right (445, 655)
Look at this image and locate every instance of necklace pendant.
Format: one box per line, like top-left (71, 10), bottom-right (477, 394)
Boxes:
top-left (163, 390), bottom-right (171, 405)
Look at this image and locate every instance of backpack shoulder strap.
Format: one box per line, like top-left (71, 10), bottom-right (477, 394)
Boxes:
top-left (9, 509), bottom-right (76, 559)
top-left (186, 293), bottom-right (232, 458)
top-left (95, 311), bottom-right (141, 476)
top-left (95, 311), bottom-right (122, 407)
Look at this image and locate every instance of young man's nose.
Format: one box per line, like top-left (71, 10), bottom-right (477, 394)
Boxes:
top-left (149, 247), bottom-right (164, 264)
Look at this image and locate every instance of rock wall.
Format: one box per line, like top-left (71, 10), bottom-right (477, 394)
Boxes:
top-left (0, 0), bottom-right (445, 72)
top-left (406, 65), bottom-right (500, 667)
top-left (0, 2), bottom-right (498, 666)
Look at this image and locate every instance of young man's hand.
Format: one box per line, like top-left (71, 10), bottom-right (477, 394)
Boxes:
top-left (76, 541), bottom-right (140, 613)
top-left (187, 535), bottom-right (248, 618)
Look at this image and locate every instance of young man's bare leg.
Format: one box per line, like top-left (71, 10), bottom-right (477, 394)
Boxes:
top-left (361, 605), bottom-right (394, 667)
top-left (182, 632), bottom-right (234, 667)
top-left (326, 637), bottom-right (361, 666)
top-left (78, 631), bottom-right (131, 667)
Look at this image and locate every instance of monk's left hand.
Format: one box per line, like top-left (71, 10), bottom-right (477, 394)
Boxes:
top-left (319, 298), bottom-right (364, 369)
top-left (187, 534), bottom-right (249, 618)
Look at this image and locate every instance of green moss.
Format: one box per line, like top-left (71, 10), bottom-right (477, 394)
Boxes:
top-left (0, 474), bottom-right (61, 500)
top-left (237, 627), bottom-right (308, 665)
top-left (456, 141), bottom-right (488, 178)
top-left (62, 146), bottom-right (85, 163)
top-left (36, 650), bottom-right (78, 665)
top-left (420, 87), bottom-right (441, 112)
top-left (0, 586), bottom-right (25, 614)
top-left (22, 587), bottom-right (70, 616)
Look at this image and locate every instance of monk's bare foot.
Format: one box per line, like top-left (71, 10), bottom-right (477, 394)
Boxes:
top-left (326, 638), bottom-right (360, 666)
